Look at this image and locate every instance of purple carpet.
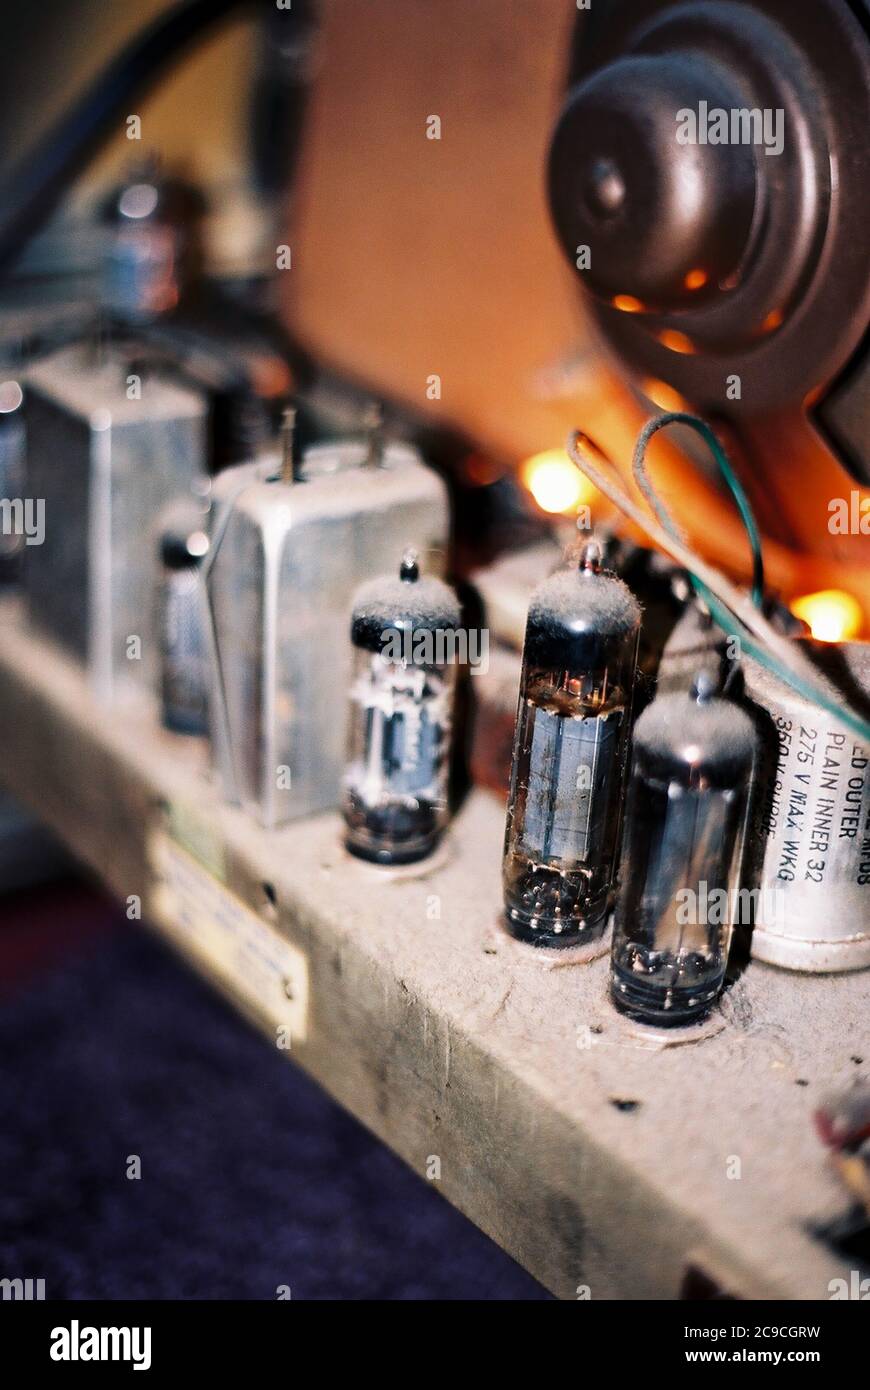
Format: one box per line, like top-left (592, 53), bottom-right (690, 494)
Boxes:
top-left (0, 885), bottom-right (548, 1300)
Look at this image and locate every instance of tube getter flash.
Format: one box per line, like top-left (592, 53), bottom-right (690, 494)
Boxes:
top-left (343, 551), bottom-right (461, 866)
top-left (610, 673), bottom-right (756, 1026)
top-left (503, 540), bottom-right (640, 949)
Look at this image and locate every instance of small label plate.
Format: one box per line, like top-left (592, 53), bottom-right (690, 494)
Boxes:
top-left (150, 833), bottom-right (309, 1043)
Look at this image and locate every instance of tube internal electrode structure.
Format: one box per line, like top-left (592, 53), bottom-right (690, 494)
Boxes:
top-left (610, 673), bottom-right (757, 1026)
top-left (502, 540), bottom-right (641, 950)
top-left (343, 551), bottom-right (461, 866)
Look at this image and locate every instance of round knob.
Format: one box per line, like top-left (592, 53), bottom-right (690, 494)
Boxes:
top-left (548, 53), bottom-right (758, 311)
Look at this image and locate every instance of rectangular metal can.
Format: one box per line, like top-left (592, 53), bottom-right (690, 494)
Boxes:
top-left (204, 440), bottom-right (449, 827)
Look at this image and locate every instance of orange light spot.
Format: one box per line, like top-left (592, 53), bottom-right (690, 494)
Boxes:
top-left (641, 378), bottom-right (688, 413)
top-left (612, 294), bottom-right (645, 314)
top-left (521, 450), bottom-right (595, 516)
top-left (761, 308), bottom-right (784, 334)
top-left (464, 453), bottom-right (504, 486)
top-left (684, 268), bottom-right (708, 291)
top-left (790, 590), bottom-right (863, 643)
top-left (658, 329), bottom-right (696, 355)
top-left (248, 354), bottom-right (294, 400)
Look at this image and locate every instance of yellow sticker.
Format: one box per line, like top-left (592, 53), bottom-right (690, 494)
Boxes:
top-left (163, 800), bottom-right (226, 881)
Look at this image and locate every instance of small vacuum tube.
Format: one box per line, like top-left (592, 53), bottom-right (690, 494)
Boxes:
top-left (503, 540), bottom-right (640, 948)
top-left (343, 551), bottom-right (461, 865)
top-left (101, 162), bottom-right (203, 321)
top-left (156, 503), bottom-right (210, 736)
top-left (610, 673), bottom-right (757, 1026)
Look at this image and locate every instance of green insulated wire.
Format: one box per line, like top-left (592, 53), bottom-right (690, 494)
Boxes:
top-left (631, 412), bottom-right (870, 744)
top-left (565, 418), bottom-right (870, 746)
top-left (633, 411), bottom-right (765, 609)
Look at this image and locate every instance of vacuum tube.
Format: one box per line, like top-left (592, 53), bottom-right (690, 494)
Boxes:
top-left (343, 551), bottom-right (461, 865)
top-left (610, 673), bottom-right (757, 1026)
top-left (101, 161), bottom-right (202, 321)
top-left (156, 503), bottom-right (210, 736)
top-left (503, 540), bottom-right (641, 949)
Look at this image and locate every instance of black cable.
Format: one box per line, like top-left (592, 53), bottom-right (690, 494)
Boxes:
top-left (0, 0), bottom-right (259, 278)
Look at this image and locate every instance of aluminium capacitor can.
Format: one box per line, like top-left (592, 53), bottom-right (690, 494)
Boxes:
top-left (741, 641), bottom-right (870, 972)
top-left (204, 438), bottom-right (449, 828)
top-left (502, 540), bottom-right (641, 949)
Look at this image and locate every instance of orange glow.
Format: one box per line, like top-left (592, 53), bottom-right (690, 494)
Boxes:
top-left (657, 329), bottom-right (696, 355)
top-left (641, 377), bottom-right (688, 413)
top-left (612, 294), bottom-right (645, 314)
top-left (249, 354), bottom-right (294, 399)
top-left (464, 452), bottom-right (505, 486)
top-left (521, 450), bottom-right (594, 516)
top-left (761, 308), bottom-right (784, 334)
top-left (684, 268), bottom-right (708, 291)
top-left (790, 589), bottom-right (863, 643)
